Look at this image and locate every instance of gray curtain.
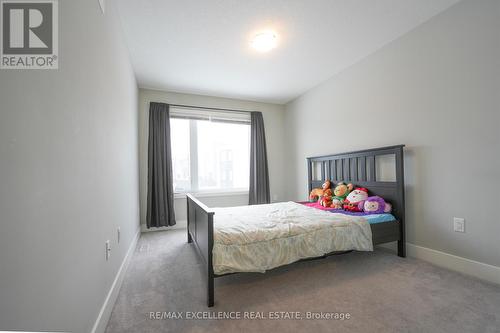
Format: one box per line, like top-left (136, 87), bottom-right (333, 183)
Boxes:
top-left (146, 102), bottom-right (176, 228)
top-left (249, 111), bottom-right (270, 205)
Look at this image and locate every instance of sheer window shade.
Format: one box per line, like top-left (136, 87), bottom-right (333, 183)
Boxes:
top-left (169, 107), bottom-right (251, 124)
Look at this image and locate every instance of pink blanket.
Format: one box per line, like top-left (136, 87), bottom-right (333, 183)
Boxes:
top-left (300, 201), bottom-right (338, 211)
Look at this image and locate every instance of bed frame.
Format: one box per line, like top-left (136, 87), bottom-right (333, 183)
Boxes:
top-left (187, 145), bottom-right (405, 307)
top-left (307, 145), bottom-right (406, 255)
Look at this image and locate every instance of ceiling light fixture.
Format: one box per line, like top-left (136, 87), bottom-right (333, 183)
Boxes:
top-left (251, 31), bottom-right (278, 53)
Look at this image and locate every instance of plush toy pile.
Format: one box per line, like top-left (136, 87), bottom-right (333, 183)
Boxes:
top-left (308, 180), bottom-right (392, 214)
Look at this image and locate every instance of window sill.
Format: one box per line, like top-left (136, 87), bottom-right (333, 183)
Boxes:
top-left (174, 190), bottom-right (249, 199)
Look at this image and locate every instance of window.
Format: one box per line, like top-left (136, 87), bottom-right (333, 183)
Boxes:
top-left (170, 107), bottom-right (250, 193)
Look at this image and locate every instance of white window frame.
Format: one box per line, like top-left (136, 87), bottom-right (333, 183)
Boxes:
top-left (170, 107), bottom-right (251, 197)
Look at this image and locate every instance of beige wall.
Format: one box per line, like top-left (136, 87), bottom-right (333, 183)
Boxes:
top-left (284, 0), bottom-right (500, 267)
top-left (138, 89), bottom-right (286, 228)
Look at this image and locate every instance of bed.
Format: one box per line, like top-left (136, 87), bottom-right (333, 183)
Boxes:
top-left (187, 145), bottom-right (405, 307)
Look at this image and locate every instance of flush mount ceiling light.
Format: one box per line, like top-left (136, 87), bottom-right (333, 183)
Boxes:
top-left (250, 31), bottom-right (278, 53)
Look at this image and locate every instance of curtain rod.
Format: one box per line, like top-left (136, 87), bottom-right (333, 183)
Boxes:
top-left (168, 103), bottom-right (253, 115)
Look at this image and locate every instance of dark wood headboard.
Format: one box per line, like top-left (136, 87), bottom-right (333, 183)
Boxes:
top-left (307, 145), bottom-right (405, 225)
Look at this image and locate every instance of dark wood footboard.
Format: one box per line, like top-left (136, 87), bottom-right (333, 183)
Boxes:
top-left (186, 193), bottom-right (215, 307)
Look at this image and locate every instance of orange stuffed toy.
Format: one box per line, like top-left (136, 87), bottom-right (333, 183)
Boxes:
top-left (319, 188), bottom-right (333, 207)
top-left (309, 180), bottom-right (331, 201)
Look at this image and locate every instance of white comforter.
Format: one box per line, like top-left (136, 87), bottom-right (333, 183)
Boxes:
top-left (212, 201), bottom-right (373, 275)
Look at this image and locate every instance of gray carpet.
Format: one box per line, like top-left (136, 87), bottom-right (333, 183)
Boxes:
top-left (105, 230), bottom-right (500, 333)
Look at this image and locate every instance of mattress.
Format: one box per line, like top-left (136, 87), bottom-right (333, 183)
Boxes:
top-left (212, 201), bottom-right (373, 275)
top-left (348, 213), bottom-right (395, 224)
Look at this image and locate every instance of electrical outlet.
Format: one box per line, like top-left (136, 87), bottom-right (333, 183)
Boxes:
top-left (105, 240), bottom-right (111, 260)
top-left (453, 217), bottom-right (465, 233)
top-left (117, 227), bottom-right (121, 243)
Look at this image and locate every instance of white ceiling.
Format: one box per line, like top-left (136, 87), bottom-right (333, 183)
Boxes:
top-left (116, 0), bottom-right (460, 104)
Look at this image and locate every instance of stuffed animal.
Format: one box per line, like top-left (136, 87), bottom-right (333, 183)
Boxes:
top-left (309, 180), bottom-right (331, 201)
top-left (360, 196), bottom-right (392, 214)
top-left (331, 182), bottom-right (353, 208)
top-left (319, 189), bottom-right (333, 207)
top-left (343, 187), bottom-right (369, 212)
top-left (329, 198), bottom-right (342, 209)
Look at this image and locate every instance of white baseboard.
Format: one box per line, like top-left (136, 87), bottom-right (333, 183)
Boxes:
top-left (91, 228), bottom-right (141, 333)
top-left (140, 220), bottom-right (187, 233)
top-left (406, 243), bottom-right (500, 285)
